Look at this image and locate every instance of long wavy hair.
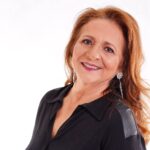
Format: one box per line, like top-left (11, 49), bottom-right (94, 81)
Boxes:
top-left (64, 6), bottom-right (150, 144)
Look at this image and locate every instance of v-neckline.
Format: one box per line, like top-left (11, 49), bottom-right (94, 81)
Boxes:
top-left (50, 102), bottom-right (82, 140)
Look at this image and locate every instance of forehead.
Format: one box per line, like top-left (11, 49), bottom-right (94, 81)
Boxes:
top-left (79, 19), bottom-right (125, 47)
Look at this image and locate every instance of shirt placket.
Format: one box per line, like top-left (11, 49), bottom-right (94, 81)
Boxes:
top-left (49, 105), bottom-right (84, 142)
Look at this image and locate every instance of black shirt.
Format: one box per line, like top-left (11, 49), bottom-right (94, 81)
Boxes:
top-left (26, 83), bottom-right (147, 150)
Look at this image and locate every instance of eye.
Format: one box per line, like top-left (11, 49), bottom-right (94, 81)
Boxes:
top-left (104, 47), bottom-right (114, 53)
top-left (82, 39), bottom-right (93, 45)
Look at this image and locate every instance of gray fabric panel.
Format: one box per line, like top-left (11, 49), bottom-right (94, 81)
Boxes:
top-left (115, 102), bottom-right (138, 138)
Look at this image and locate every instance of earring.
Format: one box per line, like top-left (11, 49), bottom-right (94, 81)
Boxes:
top-left (116, 72), bottom-right (123, 99)
top-left (72, 71), bottom-right (76, 83)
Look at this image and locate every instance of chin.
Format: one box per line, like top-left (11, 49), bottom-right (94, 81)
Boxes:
top-left (80, 78), bottom-right (101, 85)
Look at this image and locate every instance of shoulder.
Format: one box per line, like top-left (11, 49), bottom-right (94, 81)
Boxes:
top-left (39, 83), bottom-right (74, 104)
top-left (34, 85), bottom-right (66, 116)
top-left (115, 102), bottom-right (138, 138)
top-left (35, 85), bottom-right (63, 112)
top-left (101, 100), bottom-right (146, 150)
top-left (40, 85), bottom-right (67, 103)
top-left (107, 101), bottom-right (138, 139)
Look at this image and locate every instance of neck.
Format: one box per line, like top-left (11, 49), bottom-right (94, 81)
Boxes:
top-left (68, 80), bottom-right (110, 103)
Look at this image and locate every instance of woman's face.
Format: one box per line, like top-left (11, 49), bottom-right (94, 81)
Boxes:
top-left (71, 19), bottom-right (125, 86)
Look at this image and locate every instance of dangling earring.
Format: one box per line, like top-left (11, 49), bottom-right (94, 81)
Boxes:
top-left (116, 72), bottom-right (123, 99)
top-left (72, 71), bottom-right (76, 83)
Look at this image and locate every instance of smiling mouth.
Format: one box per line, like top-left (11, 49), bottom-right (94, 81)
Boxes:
top-left (81, 62), bottom-right (101, 71)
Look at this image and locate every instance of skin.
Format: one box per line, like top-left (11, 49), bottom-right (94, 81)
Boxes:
top-left (69, 18), bottom-right (125, 103)
top-left (51, 19), bottom-right (125, 138)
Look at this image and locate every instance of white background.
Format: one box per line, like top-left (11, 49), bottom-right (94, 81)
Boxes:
top-left (0, 0), bottom-right (150, 149)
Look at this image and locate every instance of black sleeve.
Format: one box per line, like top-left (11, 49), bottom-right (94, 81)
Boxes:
top-left (101, 109), bottom-right (147, 150)
top-left (124, 135), bottom-right (147, 150)
top-left (25, 92), bottom-right (48, 150)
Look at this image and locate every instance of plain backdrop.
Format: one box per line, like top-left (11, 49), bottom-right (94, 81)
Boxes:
top-left (0, 0), bottom-right (150, 149)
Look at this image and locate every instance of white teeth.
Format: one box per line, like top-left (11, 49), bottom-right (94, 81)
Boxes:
top-left (82, 62), bottom-right (100, 70)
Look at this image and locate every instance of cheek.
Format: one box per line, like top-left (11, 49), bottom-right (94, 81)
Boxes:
top-left (103, 56), bottom-right (121, 71)
top-left (71, 44), bottom-right (81, 68)
top-left (72, 44), bottom-right (84, 61)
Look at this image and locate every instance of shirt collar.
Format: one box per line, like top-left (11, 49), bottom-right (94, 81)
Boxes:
top-left (46, 83), bottom-right (118, 121)
top-left (46, 83), bottom-right (74, 103)
top-left (81, 93), bottom-right (116, 120)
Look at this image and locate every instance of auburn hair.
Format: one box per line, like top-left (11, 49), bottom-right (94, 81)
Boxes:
top-left (64, 6), bottom-right (150, 144)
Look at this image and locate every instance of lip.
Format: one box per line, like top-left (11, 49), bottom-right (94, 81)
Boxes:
top-left (81, 62), bottom-right (101, 71)
top-left (81, 62), bottom-right (100, 68)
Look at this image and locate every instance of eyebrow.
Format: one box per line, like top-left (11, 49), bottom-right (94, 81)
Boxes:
top-left (81, 35), bottom-right (117, 51)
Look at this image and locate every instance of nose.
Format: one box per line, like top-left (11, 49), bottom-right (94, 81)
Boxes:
top-left (86, 45), bottom-right (101, 60)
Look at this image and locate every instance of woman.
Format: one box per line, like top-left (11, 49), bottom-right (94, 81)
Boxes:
top-left (26, 6), bottom-right (150, 150)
